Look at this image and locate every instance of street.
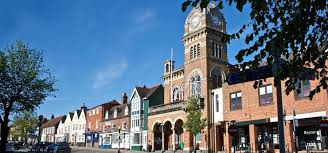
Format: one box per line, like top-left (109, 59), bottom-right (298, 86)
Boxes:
top-left (12, 147), bottom-right (142, 153)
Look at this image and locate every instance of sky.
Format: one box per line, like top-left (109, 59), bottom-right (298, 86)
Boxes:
top-left (0, 0), bottom-right (251, 119)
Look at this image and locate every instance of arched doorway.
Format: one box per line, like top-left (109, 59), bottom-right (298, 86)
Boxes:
top-left (153, 123), bottom-right (162, 150)
top-left (174, 119), bottom-right (184, 150)
top-left (164, 121), bottom-right (173, 150)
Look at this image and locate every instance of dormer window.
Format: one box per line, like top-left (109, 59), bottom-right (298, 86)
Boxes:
top-left (105, 111), bottom-right (109, 120)
top-left (125, 106), bottom-right (128, 116)
top-left (114, 109), bottom-right (117, 118)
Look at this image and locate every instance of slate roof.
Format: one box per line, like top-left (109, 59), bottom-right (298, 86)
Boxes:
top-left (87, 99), bottom-right (119, 110)
top-left (135, 84), bottom-right (162, 99)
top-left (42, 115), bottom-right (66, 128)
top-left (69, 112), bottom-right (74, 119)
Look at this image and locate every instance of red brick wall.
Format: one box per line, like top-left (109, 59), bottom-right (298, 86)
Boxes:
top-left (86, 106), bottom-right (103, 132)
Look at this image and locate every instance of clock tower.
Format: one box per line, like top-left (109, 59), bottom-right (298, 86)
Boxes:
top-left (181, 3), bottom-right (229, 151)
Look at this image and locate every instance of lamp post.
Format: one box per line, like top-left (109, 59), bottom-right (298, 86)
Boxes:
top-left (37, 115), bottom-right (43, 153)
top-left (118, 126), bottom-right (121, 153)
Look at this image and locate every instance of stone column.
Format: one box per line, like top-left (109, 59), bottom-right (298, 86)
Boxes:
top-left (162, 124), bottom-right (165, 151)
top-left (152, 131), bottom-right (155, 152)
top-left (172, 128), bottom-right (176, 151)
top-left (223, 123), bottom-right (232, 153)
top-left (284, 121), bottom-right (294, 153)
top-left (249, 124), bottom-right (258, 153)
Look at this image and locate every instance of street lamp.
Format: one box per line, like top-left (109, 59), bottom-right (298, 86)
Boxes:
top-left (37, 115), bottom-right (43, 153)
top-left (118, 126), bottom-right (121, 153)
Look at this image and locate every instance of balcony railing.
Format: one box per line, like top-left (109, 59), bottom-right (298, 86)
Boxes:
top-left (149, 101), bottom-right (186, 115)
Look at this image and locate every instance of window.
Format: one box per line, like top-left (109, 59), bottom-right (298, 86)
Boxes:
top-left (172, 86), bottom-right (179, 102)
top-left (191, 74), bottom-right (201, 97)
top-left (92, 110), bottom-right (95, 115)
top-left (211, 68), bottom-right (223, 88)
top-left (125, 106), bottom-right (129, 116)
top-left (230, 92), bottom-right (242, 110)
top-left (88, 112), bottom-right (91, 116)
top-left (197, 44), bottom-right (200, 57)
top-left (195, 133), bottom-right (202, 143)
top-left (133, 133), bottom-right (141, 144)
top-left (212, 43), bottom-right (222, 58)
top-left (215, 94), bottom-right (219, 112)
top-left (259, 85), bottom-right (273, 105)
top-left (190, 46), bottom-right (194, 59)
top-left (96, 108), bottom-right (99, 114)
top-left (122, 122), bottom-right (127, 129)
top-left (105, 111), bottom-right (109, 120)
top-left (295, 79), bottom-right (310, 98)
top-left (114, 109), bottom-right (117, 118)
top-left (180, 83), bottom-right (185, 101)
top-left (96, 120), bottom-right (99, 129)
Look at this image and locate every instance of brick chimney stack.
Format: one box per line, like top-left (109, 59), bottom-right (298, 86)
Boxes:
top-left (122, 93), bottom-right (128, 104)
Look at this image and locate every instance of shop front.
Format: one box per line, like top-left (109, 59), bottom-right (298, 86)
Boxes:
top-left (84, 132), bottom-right (99, 147)
top-left (55, 133), bottom-right (68, 143)
top-left (295, 118), bottom-right (324, 151)
top-left (99, 133), bottom-right (112, 149)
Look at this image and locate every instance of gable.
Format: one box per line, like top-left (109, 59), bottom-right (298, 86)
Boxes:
top-left (129, 88), bottom-right (140, 102)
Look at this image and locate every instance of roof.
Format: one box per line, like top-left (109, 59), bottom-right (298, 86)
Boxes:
top-left (69, 112), bottom-right (74, 120)
top-left (227, 65), bottom-right (273, 85)
top-left (104, 102), bottom-right (129, 121)
top-left (76, 110), bottom-right (81, 118)
top-left (42, 115), bottom-right (66, 128)
top-left (135, 84), bottom-right (162, 99)
top-left (87, 100), bottom-right (119, 111)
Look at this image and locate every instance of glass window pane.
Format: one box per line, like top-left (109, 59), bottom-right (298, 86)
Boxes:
top-left (237, 92), bottom-right (241, 97)
top-left (259, 87), bottom-right (266, 95)
top-left (266, 85), bottom-right (272, 93)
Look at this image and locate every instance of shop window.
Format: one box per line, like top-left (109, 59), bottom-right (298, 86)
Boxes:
top-left (259, 85), bottom-right (273, 105)
top-left (230, 92), bottom-right (242, 110)
top-left (133, 133), bottom-right (141, 144)
top-left (295, 79), bottom-right (310, 98)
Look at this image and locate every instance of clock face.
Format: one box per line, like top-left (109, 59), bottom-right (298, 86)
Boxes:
top-left (191, 16), bottom-right (200, 29)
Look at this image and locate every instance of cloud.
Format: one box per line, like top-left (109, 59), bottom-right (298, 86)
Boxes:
top-left (134, 10), bottom-right (156, 25)
top-left (93, 59), bottom-right (128, 89)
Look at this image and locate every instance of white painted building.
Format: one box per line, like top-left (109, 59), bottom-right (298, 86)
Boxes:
top-left (41, 115), bottom-right (66, 143)
top-left (212, 88), bottom-right (224, 123)
top-left (70, 107), bottom-right (87, 146)
top-left (55, 112), bottom-right (73, 143)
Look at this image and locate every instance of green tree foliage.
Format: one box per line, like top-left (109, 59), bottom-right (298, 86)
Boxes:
top-left (10, 111), bottom-right (39, 143)
top-left (183, 97), bottom-right (206, 151)
top-left (0, 40), bottom-right (56, 151)
top-left (182, 0), bottom-right (327, 99)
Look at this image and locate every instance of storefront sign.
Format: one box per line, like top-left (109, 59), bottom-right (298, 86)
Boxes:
top-left (304, 131), bottom-right (317, 135)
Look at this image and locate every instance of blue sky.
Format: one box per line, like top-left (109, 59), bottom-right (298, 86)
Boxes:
top-left (0, 0), bottom-right (250, 118)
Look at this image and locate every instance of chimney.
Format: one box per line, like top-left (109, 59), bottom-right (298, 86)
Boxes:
top-left (122, 93), bottom-right (128, 104)
top-left (81, 103), bottom-right (87, 111)
top-left (51, 114), bottom-right (54, 119)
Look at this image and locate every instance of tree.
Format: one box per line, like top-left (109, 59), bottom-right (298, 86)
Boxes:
top-left (183, 97), bottom-right (207, 153)
top-left (0, 40), bottom-right (56, 151)
top-left (182, 1), bottom-right (327, 153)
top-left (10, 111), bottom-right (39, 143)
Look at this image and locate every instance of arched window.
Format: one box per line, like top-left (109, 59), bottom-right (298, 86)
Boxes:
top-left (172, 86), bottom-right (179, 102)
top-left (190, 46), bottom-right (194, 59)
top-left (193, 45), bottom-right (197, 59)
top-left (190, 74), bottom-right (201, 97)
top-left (165, 64), bottom-right (170, 73)
top-left (197, 44), bottom-right (200, 57)
top-left (211, 67), bottom-right (224, 88)
top-left (180, 83), bottom-right (185, 101)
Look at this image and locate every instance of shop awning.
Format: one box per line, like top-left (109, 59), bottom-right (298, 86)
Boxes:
top-left (270, 111), bottom-right (326, 122)
top-left (235, 119), bottom-right (269, 126)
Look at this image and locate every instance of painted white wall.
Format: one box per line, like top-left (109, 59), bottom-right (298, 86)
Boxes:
top-left (212, 88), bottom-right (224, 123)
top-left (71, 109), bottom-right (86, 144)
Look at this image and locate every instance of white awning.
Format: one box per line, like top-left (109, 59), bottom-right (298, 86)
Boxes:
top-left (270, 111), bottom-right (326, 122)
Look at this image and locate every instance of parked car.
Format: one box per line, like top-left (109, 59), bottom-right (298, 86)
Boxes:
top-left (6, 143), bottom-right (14, 153)
top-left (47, 142), bottom-right (71, 153)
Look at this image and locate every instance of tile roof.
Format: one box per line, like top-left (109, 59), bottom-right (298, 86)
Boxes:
top-left (42, 115), bottom-right (66, 128)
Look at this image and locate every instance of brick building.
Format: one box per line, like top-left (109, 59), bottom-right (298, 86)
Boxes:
top-left (147, 4), bottom-right (230, 152)
top-left (221, 66), bottom-right (328, 153)
top-left (85, 100), bottom-right (119, 147)
top-left (100, 93), bottom-right (130, 149)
